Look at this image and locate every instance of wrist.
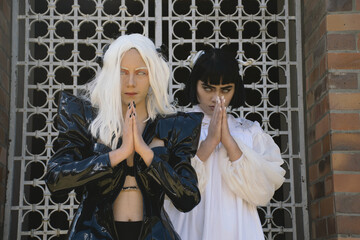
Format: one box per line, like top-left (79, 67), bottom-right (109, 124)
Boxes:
top-left (140, 148), bottom-right (154, 166)
top-left (203, 137), bottom-right (219, 149)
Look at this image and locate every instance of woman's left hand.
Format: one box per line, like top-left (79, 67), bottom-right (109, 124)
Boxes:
top-left (132, 104), bottom-right (154, 166)
top-left (219, 96), bottom-right (243, 161)
top-left (220, 96), bottom-right (232, 146)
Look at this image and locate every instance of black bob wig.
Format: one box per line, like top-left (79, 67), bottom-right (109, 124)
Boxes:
top-left (185, 48), bottom-right (246, 108)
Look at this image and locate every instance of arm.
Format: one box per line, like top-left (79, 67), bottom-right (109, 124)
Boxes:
top-left (219, 121), bottom-right (286, 206)
top-left (138, 112), bottom-right (203, 212)
top-left (45, 92), bottom-right (121, 195)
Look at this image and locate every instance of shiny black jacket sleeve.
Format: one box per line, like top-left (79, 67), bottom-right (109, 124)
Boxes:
top-left (138, 112), bottom-right (203, 212)
top-left (45, 92), bottom-right (114, 195)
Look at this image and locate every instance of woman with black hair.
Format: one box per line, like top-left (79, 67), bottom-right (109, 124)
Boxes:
top-left (164, 48), bottom-right (286, 240)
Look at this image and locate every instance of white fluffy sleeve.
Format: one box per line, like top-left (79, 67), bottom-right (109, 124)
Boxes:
top-left (219, 122), bottom-right (286, 206)
top-left (191, 154), bottom-right (207, 193)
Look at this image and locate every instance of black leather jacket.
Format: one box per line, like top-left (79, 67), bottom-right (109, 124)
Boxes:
top-left (45, 92), bottom-right (203, 240)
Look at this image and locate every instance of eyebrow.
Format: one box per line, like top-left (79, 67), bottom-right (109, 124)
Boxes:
top-left (221, 86), bottom-right (233, 89)
top-left (120, 67), bottom-right (148, 71)
top-left (201, 83), bottom-right (233, 89)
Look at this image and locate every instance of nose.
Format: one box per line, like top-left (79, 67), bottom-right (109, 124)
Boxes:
top-left (211, 92), bottom-right (219, 103)
top-left (127, 73), bottom-right (136, 87)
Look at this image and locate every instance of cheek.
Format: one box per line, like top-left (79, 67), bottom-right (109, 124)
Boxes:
top-left (225, 92), bottom-right (235, 105)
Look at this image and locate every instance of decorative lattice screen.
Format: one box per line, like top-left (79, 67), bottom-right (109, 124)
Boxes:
top-left (4, 0), bottom-right (308, 239)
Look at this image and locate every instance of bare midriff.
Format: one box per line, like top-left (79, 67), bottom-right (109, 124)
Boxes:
top-left (113, 174), bottom-right (143, 222)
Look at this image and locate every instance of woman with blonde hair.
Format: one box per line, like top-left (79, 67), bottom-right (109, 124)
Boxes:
top-left (46, 34), bottom-right (203, 240)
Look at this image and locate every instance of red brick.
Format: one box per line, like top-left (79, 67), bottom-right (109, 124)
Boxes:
top-left (310, 201), bottom-right (320, 219)
top-left (309, 141), bottom-right (322, 162)
top-left (319, 155), bottom-right (331, 177)
top-left (329, 92), bottom-right (360, 110)
top-left (305, 55), bottom-right (314, 75)
top-left (315, 218), bottom-right (327, 238)
top-left (330, 113), bottom-right (360, 130)
top-left (332, 133), bottom-right (360, 151)
top-left (338, 238), bottom-right (360, 240)
top-left (309, 163), bottom-right (319, 183)
top-left (0, 70), bottom-right (10, 93)
top-left (337, 238), bottom-right (360, 240)
top-left (0, 109), bottom-right (9, 130)
top-left (327, 0), bottom-right (353, 11)
top-left (0, 184), bottom-right (4, 203)
top-left (333, 174), bottom-right (360, 192)
top-left (2, 0), bottom-right (11, 20)
top-left (319, 56), bottom-right (326, 79)
top-left (304, 1), bottom-right (327, 39)
top-left (335, 194), bottom-right (360, 214)
top-left (0, 10), bottom-right (9, 35)
top-left (320, 195), bottom-right (335, 217)
top-left (325, 175), bottom-right (334, 195)
top-left (327, 33), bottom-right (356, 50)
top-left (0, 165), bottom-right (6, 183)
top-left (314, 37), bottom-right (327, 67)
top-left (327, 14), bottom-right (360, 31)
top-left (311, 95), bottom-right (329, 125)
top-left (322, 133), bottom-right (331, 155)
top-left (306, 90), bottom-right (315, 110)
top-left (310, 180), bottom-right (325, 200)
top-left (332, 153), bottom-right (360, 171)
top-left (307, 66), bottom-right (319, 91)
top-left (314, 78), bottom-right (328, 101)
top-left (305, 18), bottom-right (327, 56)
top-left (315, 114), bottom-right (330, 140)
top-left (0, 127), bottom-right (5, 146)
top-left (337, 216), bottom-right (360, 234)
top-left (307, 125), bottom-right (316, 145)
top-left (311, 222), bottom-right (316, 239)
top-left (0, 86), bottom-right (10, 111)
top-left (328, 72), bottom-right (358, 89)
top-left (327, 216), bottom-right (337, 235)
top-left (328, 53), bottom-right (360, 70)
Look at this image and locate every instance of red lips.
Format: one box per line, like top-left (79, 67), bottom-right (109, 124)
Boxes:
top-left (125, 92), bottom-right (137, 96)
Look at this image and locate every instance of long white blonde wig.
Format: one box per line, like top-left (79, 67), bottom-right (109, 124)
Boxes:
top-left (86, 34), bottom-right (175, 149)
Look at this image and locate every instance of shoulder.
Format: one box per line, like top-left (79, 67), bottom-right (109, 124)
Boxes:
top-left (157, 111), bottom-right (204, 125)
top-left (58, 91), bottom-right (95, 124)
top-left (230, 115), bottom-right (263, 135)
top-left (156, 111), bottom-right (204, 139)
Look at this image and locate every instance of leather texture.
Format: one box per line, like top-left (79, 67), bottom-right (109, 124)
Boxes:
top-left (45, 91), bottom-right (203, 240)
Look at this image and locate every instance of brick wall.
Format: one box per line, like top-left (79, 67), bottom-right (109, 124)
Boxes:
top-left (304, 0), bottom-right (360, 239)
top-left (0, 0), bottom-right (11, 237)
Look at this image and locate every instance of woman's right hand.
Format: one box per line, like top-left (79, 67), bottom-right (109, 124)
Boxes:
top-left (196, 96), bottom-right (222, 162)
top-left (205, 96), bottom-right (222, 148)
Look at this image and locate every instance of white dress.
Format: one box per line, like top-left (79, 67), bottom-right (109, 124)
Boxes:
top-left (164, 106), bottom-right (286, 240)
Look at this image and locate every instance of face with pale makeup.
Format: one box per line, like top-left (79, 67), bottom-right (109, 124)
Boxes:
top-left (120, 48), bottom-right (150, 110)
top-left (196, 80), bottom-right (235, 115)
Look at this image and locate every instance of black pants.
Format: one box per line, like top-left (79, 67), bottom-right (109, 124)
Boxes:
top-left (115, 221), bottom-right (143, 240)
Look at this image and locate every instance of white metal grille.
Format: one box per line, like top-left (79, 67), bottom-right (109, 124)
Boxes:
top-left (4, 0), bottom-right (308, 239)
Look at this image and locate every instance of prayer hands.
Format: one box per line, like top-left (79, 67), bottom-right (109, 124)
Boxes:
top-left (110, 101), bottom-right (154, 167)
top-left (207, 96), bottom-right (232, 148)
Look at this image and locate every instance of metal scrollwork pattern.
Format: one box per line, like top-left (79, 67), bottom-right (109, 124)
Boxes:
top-left (5, 0), bottom-right (308, 239)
